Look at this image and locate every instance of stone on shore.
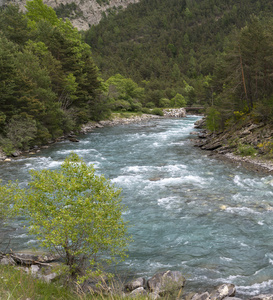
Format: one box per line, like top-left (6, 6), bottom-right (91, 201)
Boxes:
top-left (147, 270), bottom-right (185, 296)
top-left (210, 283), bottom-right (236, 300)
top-left (249, 295), bottom-right (273, 300)
top-left (191, 292), bottom-right (210, 300)
top-left (125, 277), bottom-right (146, 292)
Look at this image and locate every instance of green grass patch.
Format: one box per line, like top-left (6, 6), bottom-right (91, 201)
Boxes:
top-left (0, 265), bottom-right (76, 299)
top-left (237, 144), bottom-right (257, 157)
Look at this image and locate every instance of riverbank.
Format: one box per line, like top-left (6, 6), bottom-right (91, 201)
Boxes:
top-left (0, 113), bottom-right (163, 162)
top-left (194, 117), bottom-right (273, 174)
top-left (0, 109), bottom-right (188, 161)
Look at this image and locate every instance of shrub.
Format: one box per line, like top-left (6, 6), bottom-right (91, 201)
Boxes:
top-left (159, 98), bottom-right (171, 108)
top-left (238, 144), bottom-right (257, 156)
top-left (11, 153), bottom-right (131, 280)
top-left (151, 108), bottom-right (164, 116)
top-left (145, 102), bottom-right (155, 108)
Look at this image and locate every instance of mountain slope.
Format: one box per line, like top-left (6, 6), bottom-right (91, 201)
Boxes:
top-left (5, 0), bottom-right (140, 30)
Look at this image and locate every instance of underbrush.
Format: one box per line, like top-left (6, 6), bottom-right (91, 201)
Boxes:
top-left (237, 144), bottom-right (257, 157)
top-left (0, 265), bottom-right (153, 300)
top-left (0, 265), bottom-right (76, 299)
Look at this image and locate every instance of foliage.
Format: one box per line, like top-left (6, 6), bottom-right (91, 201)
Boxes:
top-left (85, 0), bottom-right (273, 110)
top-left (105, 74), bottom-right (144, 112)
top-left (237, 144), bottom-right (257, 157)
top-left (0, 180), bottom-right (21, 223)
top-left (6, 114), bottom-right (37, 149)
top-left (14, 153), bottom-right (130, 279)
top-left (171, 93), bottom-right (187, 108)
top-left (151, 108), bottom-right (164, 116)
top-left (0, 0), bottom-right (104, 152)
top-left (206, 107), bottom-right (221, 132)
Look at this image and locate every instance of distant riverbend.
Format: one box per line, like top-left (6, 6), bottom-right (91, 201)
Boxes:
top-left (1, 116), bottom-right (273, 299)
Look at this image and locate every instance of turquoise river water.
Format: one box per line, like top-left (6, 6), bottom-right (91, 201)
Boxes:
top-left (1, 115), bottom-right (273, 298)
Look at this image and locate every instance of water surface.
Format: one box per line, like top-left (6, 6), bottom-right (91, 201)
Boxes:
top-left (1, 116), bottom-right (273, 298)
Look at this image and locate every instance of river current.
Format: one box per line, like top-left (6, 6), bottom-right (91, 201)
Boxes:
top-left (1, 116), bottom-right (273, 298)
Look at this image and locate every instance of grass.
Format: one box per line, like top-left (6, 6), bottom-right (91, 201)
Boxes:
top-left (237, 143), bottom-right (258, 157)
top-left (0, 265), bottom-right (76, 299)
top-left (0, 265), bottom-right (167, 300)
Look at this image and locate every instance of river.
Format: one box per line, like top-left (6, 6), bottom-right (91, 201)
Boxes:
top-left (1, 115), bottom-right (273, 298)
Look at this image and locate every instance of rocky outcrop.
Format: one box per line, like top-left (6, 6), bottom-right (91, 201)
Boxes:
top-left (81, 113), bottom-right (161, 133)
top-left (6, 0), bottom-right (140, 31)
top-left (194, 117), bottom-right (273, 173)
top-left (163, 108), bottom-right (186, 118)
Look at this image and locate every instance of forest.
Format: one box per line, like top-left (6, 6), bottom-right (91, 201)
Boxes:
top-left (1, 0), bottom-right (273, 154)
top-left (85, 0), bottom-right (273, 129)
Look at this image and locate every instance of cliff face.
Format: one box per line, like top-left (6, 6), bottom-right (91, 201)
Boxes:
top-left (6, 0), bottom-right (140, 30)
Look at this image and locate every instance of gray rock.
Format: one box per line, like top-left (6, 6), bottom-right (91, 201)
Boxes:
top-left (69, 138), bottom-right (79, 142)
top-left (249, 295), bottom-right (273, 300)
top-left (191, 292), bottom-right (210, 300)
top-left (30, 264), bottom-right (40, 275)
top-left (129, 287), bottom-right (147, 297)
top-left (223, 297), bottom-right (242, 300)
top-left (125, 277), bottom-right (146, 292)
top-left (210, 283), bottom-right (236, 300)
top-left (11, 150), bottom-right (22, 157)
top-left (147, 270), bottom-right (185, 296)
top-left (0, 256), bottom-right (16, 266)
top-left (148, 292), bottom-right (161, 299)
top-left (38, 272), bottom-right (58, 283)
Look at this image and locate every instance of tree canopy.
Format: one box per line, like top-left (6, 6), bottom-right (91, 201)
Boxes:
top-left (0, 0), bottom-right (107, 154)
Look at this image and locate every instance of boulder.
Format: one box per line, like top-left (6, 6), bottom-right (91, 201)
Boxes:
top-left (249, 295), bottom-right (273, 300)
top-left (11, 150), bottom-right (22, 157)
top-left (194, 118), bottom-right (206, 129)
top-left (210, 283), bottom-right (236, 300)
top-left (191, 292), bottom-right (210, 300)
top-left (163, 108), bottom-right (186, 118)
top-left (0, 256), bottom-right (16, 266)
top-left (147, 270), bottom-right (185, 296)
top-left (125, 277), bottom-right (146, 292)
top-left (69, 138), bottom-right (79, 142)
top-left (30, 264), bottom-right (40, 275)
top-left (129, 287), bottom-right (147, 297)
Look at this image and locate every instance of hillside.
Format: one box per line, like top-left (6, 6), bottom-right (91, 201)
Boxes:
top-left (4, 0), bottom-right (140, 30)
top-left (85, 0), bottom-right (273, 107)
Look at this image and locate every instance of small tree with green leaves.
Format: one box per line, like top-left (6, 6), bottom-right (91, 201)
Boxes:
top-left (14, 153), bottom-right (130, 280)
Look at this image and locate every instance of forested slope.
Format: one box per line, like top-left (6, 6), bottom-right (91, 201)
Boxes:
top-left (85, 0), bottom-right (273, 116)
top-left (0, 0), bottom-right (110, 155)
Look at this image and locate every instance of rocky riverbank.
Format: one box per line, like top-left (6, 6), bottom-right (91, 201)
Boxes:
top-left (1, 252), bottom-right (272, 300)
top-left (0, 109), bottom-right (187, 161)
top-left (193, 117), bottom-right (273, 174)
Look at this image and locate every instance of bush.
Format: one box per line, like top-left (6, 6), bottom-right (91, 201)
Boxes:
top-left (159, 98), bottom-right (171, 108)
top-left (11, 153), bottom-right (131, 280)
top-left (238, 144), bottom-right (257, 156)
top-left (141, 107), bottom-right (152, 114)
top-left (151, 108), bottom-right (164, 116)
top-left (145, 102), bottom-right (155, 108)
top-left (171, 93), bottom-right (187, 107)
